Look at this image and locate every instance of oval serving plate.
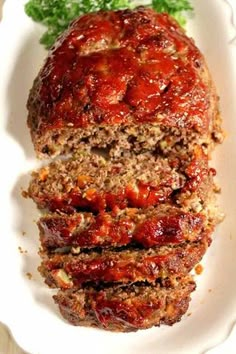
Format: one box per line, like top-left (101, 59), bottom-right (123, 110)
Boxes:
top-left (0, 1), bottom-right (236, 353)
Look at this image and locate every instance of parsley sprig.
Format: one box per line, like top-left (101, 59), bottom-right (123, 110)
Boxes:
top-left (25, 0), bottom-right (193, 49)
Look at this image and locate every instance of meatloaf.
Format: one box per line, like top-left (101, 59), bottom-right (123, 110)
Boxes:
top-left (28, 147), bottom-right (216, 215)
top-left (26, 7), bottom-right (223, 332)
top-left (38, 205), bottom-right (208, 251)
top-left (54, 275), bottom-right (196, 331)
top-left (39, 239), bottom-right (209, 289)
top-left (27, 7), bottom-right (223, 158)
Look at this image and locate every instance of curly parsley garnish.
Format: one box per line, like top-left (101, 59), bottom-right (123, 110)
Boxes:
top-left (25, 0), bottom-right (193, 49)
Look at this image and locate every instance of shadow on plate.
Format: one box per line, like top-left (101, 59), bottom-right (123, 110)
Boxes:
top-left (8, 34), bottom-right (59, 317)
top-left (6, 32), bottom-right (45, 159)
top-left (0, 321), bottom-right (28, 354)
top-left (12, 172), bottom-right (59, 317)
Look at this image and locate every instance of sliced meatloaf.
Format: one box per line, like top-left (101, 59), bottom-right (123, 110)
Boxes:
top-left (26, 6), bottom-right (223, 332)
top-left (39, 239), bottom-right (209, 289)
top-left (27, 8), bottom-right (223, 158)
top-left (38, 206), bottom-right (208, 251)
top-left (53, 275), bottom-right (196, 331)
top-left (28, 147), bottom-right (216, 214)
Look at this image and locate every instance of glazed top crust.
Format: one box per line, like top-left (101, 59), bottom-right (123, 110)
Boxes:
top-left (28, 7), bottom-right (214, 134)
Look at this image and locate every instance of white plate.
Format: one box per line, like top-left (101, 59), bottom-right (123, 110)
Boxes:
top-left (0, 1), bottom-right (236, 353)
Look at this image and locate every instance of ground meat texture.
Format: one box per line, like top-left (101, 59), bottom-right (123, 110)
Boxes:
top-left (39, 239), bottom-right (209, 289)
top-left (175, 145), bottom-right (216, 214)
top-left (38, 206), bottom-right (208, 251)
top-left (27, 147), bottom-right (215, 214)
top-left (28, 152), bottom-right (185, 213)
top-left (53, 275), bottom-right (196, 331)
top-left (27, 8), bottom-right (223, 158)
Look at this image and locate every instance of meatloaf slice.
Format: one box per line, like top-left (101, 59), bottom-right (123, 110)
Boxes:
top-left (38, 206), bottom-right (208, 251)
top-left (28, 152), bottom-right (185, 213)
top-left (27, 8), bottom-right (223, 158)
top-left (28, 147), bottom-right (216, 214)
top-left (53, 275), bottom-right (196, 331)
top-left (39, 239), bottom-right (209, 289)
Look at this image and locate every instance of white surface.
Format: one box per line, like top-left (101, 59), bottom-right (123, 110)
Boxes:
top-left (0, 1), bottom-right (236, 353)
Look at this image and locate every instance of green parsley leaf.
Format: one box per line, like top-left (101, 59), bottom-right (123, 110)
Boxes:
top-left (25, 0), bottom-right (193, 49)
top-left (152, 0), bottom-right (193, 26)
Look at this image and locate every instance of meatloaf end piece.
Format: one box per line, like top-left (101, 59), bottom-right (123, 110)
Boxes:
top-left (27, 8), bottom-right (223, 158)
top-left (53, 275), bottom-right (196, 331)
top-left (38, 205), bottom-right (208, 251)
top-left (39, 239), bottom-right (209, 289)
